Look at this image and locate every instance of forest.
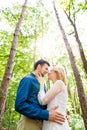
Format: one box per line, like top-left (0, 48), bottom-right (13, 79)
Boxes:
top-left (0, 0), bottom-right (87, 129)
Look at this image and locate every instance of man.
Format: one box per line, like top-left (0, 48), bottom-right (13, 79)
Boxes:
top-left (15, 59), bottom-right (65, 130)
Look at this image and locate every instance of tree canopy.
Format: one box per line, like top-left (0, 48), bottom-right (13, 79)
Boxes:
top-left (0, 0), bottom-right (87, 129)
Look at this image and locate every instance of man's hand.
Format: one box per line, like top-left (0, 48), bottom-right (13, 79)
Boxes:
top-left (49, 106), bottom-right (65, 125)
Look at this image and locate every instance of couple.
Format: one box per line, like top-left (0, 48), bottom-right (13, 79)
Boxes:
top-left (15, 59), bottom-right (71, 130)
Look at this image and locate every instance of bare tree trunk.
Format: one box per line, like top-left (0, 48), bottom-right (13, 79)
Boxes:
top-left (0, 0), bottom-right (28, 127)
top-left (53, 1), bottom-right (87, 129)
top-left (64, 11), bottom-right (87, 75)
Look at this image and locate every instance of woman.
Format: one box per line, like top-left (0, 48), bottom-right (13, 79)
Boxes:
top-left (37, 66), bottom-right (71, 130)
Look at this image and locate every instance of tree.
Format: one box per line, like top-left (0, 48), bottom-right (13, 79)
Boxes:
top-left (53, 1), bottom-right (87, 129)
top-left (64, 0), bottom-right (87, 75)
top-left (0, 0), bottom-right (28, 127)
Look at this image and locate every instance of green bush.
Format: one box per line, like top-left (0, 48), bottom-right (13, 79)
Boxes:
top-left (69, 114), bottom-right (85, 130)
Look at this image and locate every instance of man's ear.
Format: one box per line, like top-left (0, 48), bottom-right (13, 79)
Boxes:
top-left (37, 64), bottom-right (41, 70)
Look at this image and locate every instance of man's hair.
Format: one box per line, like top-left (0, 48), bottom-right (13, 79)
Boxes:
top-left (34, 59), bottom-right (50, 70)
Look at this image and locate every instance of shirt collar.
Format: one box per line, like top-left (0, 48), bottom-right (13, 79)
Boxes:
top-left (30, 72), bottom-right (36, 77)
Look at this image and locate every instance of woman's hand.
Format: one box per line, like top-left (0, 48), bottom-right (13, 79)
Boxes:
top-left (36, 73), bottom-right (44, 90)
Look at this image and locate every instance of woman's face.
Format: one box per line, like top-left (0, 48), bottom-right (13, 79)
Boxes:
top-left (48, 70), bottom-right (57, 81)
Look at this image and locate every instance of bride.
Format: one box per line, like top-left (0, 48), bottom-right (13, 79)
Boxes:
top-left (36, 66), bottom-right (71, 130)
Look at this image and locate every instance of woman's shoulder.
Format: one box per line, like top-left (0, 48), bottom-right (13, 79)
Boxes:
top-left (55, 80), bottom-right (67, 90)
top-left (55, 80), bottom-right (65, 85)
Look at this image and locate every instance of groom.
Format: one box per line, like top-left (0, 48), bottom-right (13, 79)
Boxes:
top-left (15, 59), bottom-right (65, 130)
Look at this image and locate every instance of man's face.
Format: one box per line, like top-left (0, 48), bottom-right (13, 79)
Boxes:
top-left (39, 64), bottom-right (49, 77)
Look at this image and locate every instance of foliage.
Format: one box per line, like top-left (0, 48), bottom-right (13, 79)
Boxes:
top-left (0, 0), bottom-right (87, 129)
top-left (69, 114), bottom-right (85, 130)
top-left (0, 1), bottom-right (51, 129)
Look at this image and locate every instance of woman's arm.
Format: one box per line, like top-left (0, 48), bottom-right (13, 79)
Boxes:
top-left (38, 80), bottom-right (64, 105)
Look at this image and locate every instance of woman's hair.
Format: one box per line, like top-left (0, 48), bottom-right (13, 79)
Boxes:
top-left (52, 66), bottom-right (68, 85)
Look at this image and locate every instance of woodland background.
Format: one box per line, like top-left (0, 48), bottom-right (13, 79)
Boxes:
top-left (0, 0), bottom-right (87, 129)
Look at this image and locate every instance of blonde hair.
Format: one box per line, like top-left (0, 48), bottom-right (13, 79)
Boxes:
top-left (52, 66), bottom-right (68, 86)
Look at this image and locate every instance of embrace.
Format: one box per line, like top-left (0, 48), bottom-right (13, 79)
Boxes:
top-left (15, 59), bottom-right (71, 130)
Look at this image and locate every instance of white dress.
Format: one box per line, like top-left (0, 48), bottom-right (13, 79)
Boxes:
top-left (38, 80), bottom-right (71, 130)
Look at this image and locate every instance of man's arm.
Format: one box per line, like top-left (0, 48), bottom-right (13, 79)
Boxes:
top-left (49, 106), bottom-right (65, 124)
top-left (15, 77), bottom-right (65, 124)
top-left (15, 77), bottom-right (49, 120)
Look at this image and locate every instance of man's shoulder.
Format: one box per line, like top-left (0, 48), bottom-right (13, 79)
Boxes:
top-left (22, 73), bottom-right (36, 81)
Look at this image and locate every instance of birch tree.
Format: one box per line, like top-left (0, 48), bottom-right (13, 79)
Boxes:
top-left (0, 0), bottom-right (28, 126)
top-left (64, 0), bottom-right (87, 75)
top-left (53, 1), bottom-right (87, 129)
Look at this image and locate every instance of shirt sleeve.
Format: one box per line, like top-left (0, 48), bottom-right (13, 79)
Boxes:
top-left (15, 76), bottom-right (49, 120)
top-left (38, 80), bottom-right (65, 105)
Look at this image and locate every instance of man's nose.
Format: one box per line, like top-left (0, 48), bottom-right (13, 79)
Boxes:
top-left (48, 71), bottom-right (51, 74)
top-left (47, 71), bottom-right (49, 74)
top-left (46, 70), bottom-right (49, 73)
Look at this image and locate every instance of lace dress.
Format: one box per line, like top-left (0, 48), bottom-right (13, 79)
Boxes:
top-left (38, 80), bottom-right (71, 130)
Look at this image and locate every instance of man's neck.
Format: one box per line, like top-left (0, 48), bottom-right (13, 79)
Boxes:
top-left (33, 70), bottom-right (38, 75)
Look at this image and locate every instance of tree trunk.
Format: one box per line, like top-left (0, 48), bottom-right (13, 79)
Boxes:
top-left (53, 1), bottom-right (87, 129)
top-left (0, 0), bottom-right (28, 127)
top-left (64, 11), bottom-right (87, 75)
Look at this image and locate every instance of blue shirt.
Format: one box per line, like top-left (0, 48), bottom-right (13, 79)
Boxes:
top-left (15, 73), bottom-right (49, 120)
